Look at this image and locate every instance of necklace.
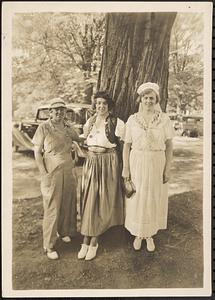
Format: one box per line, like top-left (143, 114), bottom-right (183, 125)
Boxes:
top-left (135, 110), bottom-right (161, 130)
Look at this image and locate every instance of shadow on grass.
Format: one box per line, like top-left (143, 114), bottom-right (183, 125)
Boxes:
top-left (14, 149), bottom-right (35, 158)
top-left (13, 189), bottom-right (203, 290)
top-left (173, 148), bottom-right (199, 158)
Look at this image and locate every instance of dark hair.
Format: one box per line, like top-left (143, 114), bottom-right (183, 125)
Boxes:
top-left (93, 91), bottom-right (114, 110)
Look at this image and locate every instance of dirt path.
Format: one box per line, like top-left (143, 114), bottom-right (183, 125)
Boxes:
top-left (12, 136), bottom-right (203, 289)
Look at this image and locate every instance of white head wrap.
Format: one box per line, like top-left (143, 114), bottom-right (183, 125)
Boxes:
top-left (137, 82), bottom-right (160, 98)
top-left (137, 82), bottom-right (162, 112)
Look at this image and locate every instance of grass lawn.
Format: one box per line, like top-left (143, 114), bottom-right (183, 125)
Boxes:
top-left (12, 136), bottom-right (203, 289)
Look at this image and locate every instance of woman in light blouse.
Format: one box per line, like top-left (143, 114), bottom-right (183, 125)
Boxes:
top-left (122, 83), bottom-right (174, 252)
top-left (78, 91), bottom-right (125, 260)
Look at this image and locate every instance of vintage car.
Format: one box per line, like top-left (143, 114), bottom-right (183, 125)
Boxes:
top-left (168, 113), bottom-right (203, 137)
top-left (181, 115), bottom-right (203, 137)
top-left (168, 113), bottom-right (183, 135)
top-left (13, 103), bottom-right (93, 152)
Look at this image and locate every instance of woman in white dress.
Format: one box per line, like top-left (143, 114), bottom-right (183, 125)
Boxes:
top-left (122, 82), bottom-right (174, 252)
top-left (78, 91), bottom-right (125, 260)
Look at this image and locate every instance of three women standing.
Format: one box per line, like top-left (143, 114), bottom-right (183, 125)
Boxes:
top-left (122, 82), bottom-right (174, 251)
top-left (34, 83), bottom-right (173, 260)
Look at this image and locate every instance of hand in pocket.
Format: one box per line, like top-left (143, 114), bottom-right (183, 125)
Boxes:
top-left (163, 169), bottom-right (170, 184)
top-left (41, 172), bottom-right (52, 191)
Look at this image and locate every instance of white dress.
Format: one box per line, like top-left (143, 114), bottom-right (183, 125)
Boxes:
top-left (124, 111), bottom-right (174, 237)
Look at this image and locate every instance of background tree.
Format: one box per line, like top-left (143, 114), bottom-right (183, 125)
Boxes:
top-left (97, 13), bottom-right (176, 121)
top-left (12, 13), bottom-right (105, 119)
top-left (168, 13), bottom-right (203, 115)
top-left (12, 12), bottom-right (203, 121)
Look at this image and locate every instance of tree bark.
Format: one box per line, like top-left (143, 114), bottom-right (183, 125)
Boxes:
top-left (98, 13), bottom-right (176, 121)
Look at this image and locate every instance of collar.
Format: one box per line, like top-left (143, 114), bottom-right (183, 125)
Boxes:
top-left (48, 118), bottom-right (69, 130)
top-left (135, 110), bottom-right (162, 130)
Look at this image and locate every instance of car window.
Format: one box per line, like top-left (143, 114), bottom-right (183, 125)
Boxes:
top-left (37, 106), bottom-right (91, 124)
top-left (169, 115), bottom-right (177, 120)
top-left (37, 109), bottom-right (50, 120)
top-left (76, 109), bottom-right (87, 125)
top-left (66, 110), bottom-right (76, 122)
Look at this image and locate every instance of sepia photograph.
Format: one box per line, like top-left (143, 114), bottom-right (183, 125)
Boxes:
top-left (2, 1), bottom-right (212, 298)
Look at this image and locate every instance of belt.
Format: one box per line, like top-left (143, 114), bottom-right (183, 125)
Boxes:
top-left (88, 146), bottom-right (116, 153)
top-left (132, 148), bottom-right (164, 152)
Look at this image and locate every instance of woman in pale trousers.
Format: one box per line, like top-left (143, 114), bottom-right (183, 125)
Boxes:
top-left (122, 82), bottom-right (174, 252)
top-left (33, 98), bottom-right (80, 260)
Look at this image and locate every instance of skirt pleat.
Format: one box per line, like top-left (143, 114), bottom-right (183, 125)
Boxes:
top-left (80, 150), bottom-right (124, 236)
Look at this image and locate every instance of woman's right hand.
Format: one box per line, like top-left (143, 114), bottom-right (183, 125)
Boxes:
top-left (40, 172), bottom-right (52, 194)
top-left (163, 168), bottom-right (171, 184)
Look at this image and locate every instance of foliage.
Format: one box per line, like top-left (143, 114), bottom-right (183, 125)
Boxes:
top-left (168, 14), bottom-right (203, 114)
top-left (12, 12), bottom-right (204, 120)
top-left (12, 13), bottom-right (105, 120)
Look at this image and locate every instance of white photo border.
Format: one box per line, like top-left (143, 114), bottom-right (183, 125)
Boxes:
top-left (2, 1), bottom-right (213, 297)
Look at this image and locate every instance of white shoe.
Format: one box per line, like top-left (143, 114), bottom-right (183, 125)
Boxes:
top-left (146, 237), bottom-right (155, 252)
top-left (78, 244), bottom-right (89, 259)
top-left (133, 237), bottom-right (143, 250)
top-left (85, 244), bottom-right (98, 261)
top-left (62, 236), bottom-right (71, 243)
top-left (44, 248), bottom-right (59, 260)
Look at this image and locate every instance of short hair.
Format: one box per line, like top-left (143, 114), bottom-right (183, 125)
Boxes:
top-left (137, 88), bottom-right (160, 104)
top-left (93, 91), bottom-right (114, 110)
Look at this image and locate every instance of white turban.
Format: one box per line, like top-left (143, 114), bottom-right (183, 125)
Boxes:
top-left (137, 82), bottom-right (160, 98)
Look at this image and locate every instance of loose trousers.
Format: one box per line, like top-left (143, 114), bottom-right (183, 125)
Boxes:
top-left (41, 161), bottom-right (77, 249)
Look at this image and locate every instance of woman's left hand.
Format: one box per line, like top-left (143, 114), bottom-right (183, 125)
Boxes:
top-left (163, 169), bottom-right (171, 184)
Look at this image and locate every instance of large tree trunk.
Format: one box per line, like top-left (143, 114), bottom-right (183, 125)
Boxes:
top-left (97, 13), bottom-right (176, 121)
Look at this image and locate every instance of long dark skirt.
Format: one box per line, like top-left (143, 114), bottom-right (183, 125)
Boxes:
top-left (80, 149), bottom-right (124, 236)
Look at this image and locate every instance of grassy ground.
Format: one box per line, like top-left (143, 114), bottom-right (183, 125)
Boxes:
top-left (12, 137), bottom-right (203, 289)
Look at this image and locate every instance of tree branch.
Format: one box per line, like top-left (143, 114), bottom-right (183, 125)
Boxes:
top-left (25, 37), bottom-right (81, 69)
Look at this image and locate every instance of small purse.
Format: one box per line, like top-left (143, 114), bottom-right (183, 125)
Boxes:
top-left (122, 178), bottom-right (136, 198)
